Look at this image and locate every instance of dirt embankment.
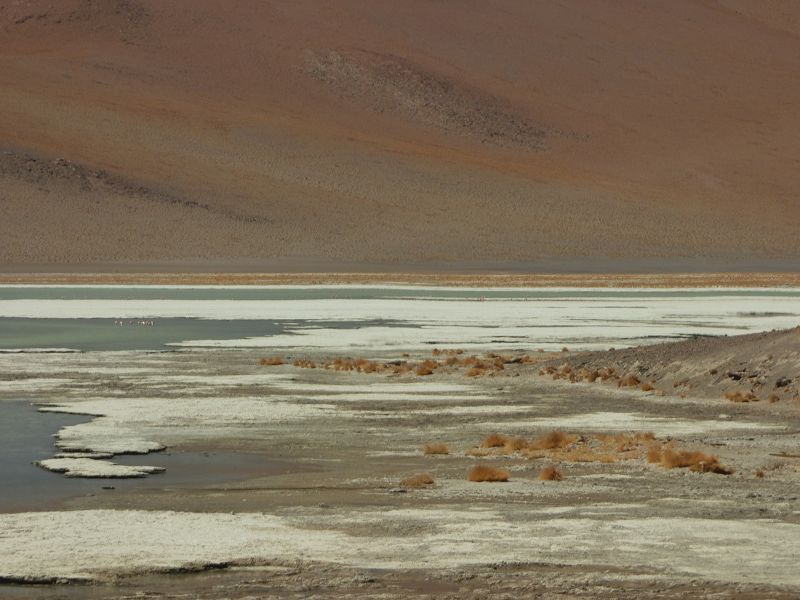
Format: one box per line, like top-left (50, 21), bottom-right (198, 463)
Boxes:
top-left (543, 327), bottom-right (800, 404)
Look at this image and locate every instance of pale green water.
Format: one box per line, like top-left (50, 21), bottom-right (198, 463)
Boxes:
top-left (0, 317), bottom-right (284, 352)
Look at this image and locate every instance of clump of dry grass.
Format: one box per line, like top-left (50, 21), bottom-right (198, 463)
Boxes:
top-left (647, 444), bottom-right (663, 464)
top-left (401, 473), bottom-right (435, 488)
top-left (754, 468), bottom-right (765, 479)
top-left (423, 443), bottom-right (449, 455)
top-left (618, 374), bottom-right (641, 388)
top-left (767, 393), bottom-right (780, 403)
top-left (639, 382), bottom-right (655, 392)
top-left (467, 465), bottom-right (510, 482)
top-left (724, 391), bottom-right (759, 403)
top-left (503, 436), bottom-right (529, 453)
top-left (529, 430), bottom-right (575, 450)
top-left (661, 449), bottom-right (732, 475)
top-left (391, 362), bottom-right (412, 375)
top-left (538, 466), bottom-right (563, 481)
top-left (465, 367), bottom-right (485, 377)
top-left (259, 357), bottom-right (284, 366)
top-left (481, 433), bottom-right (508, 448)
top-left (292, 358), bottom-right (316, 369)
top-left (415, 365), bottom-right (435, 376)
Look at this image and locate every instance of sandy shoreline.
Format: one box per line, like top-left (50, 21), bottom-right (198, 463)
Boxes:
top-left (1, 272), bottom-right (800, 288)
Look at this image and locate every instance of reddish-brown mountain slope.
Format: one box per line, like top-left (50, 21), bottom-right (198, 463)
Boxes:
top-left (1, 0), bottom-right (799, 271)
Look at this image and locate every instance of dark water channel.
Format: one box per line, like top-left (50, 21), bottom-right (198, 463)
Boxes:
top-left (0, 401), bottom-right (293, 513)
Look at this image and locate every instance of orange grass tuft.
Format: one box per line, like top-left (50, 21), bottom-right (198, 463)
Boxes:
top-left (503, 437), bottom-right (530, 453)
top-left (467, 465), bottom-right (510, 482)
top-left (661, 449), bottom-right (732, 475)
top-left (259, 357), bottom-right (284, 366)
top-left (530, 430), bottom-right (575, 450)
top-left (481, 433), bottom-right (508, 448)
top-left (538, 467), bottom-right (563, 481)
top-left (292, 358), bottom-right (316, 368)
top-left (423, 443), bottom-right (450, 455)
top-left (639, 383), bottom-right (655, 392)
top-left (465, 367), bottom-right (485, 377)
top-left (724, 391), bottom-right (759, 403)
top-left (401, 473), bottom-right (435, 488)
top-left (618, 374), bottom-right (641, 388)
top-left (647, 444), bottom-right (663, 464)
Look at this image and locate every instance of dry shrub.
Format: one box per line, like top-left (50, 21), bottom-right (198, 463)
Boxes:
top-left (401, 473), bottom-right (435, 488)
top-left (768, 393), bottom-right (780, 403)
top-left (444, 356), bottom-right (461, 366)
top-left (724, 391), bottom-right (759, 403)
top-left (415, 365), bottom-right (434, 376)
top-left (618, 374), bottom-right (641, 388)
top-left (598, 367), bottom-right (616, 381)
top-left (647, 444), bottom-right (662, 464)
top-left (462, 355), bottom-right (480, 367)
top-left (423, 443), bottom-right (449, 455)
top-left (503, 437), bottom-right (529, 453)
top-left (563, 449), bottom-right (617, 463)
top-left (481, 433), bottom-right (508, 448)
top-left (538, 467), bottom-right (563, 481)
top-left (465, 367), bottom-right (485, 377)
top-left (754, 469), bottom-right (765, 479)
top-left (391, 363), bottom-right (412, 375)
top-left (292, 358), bottom-right (316, 369)
top-left (467, 465), bottom-right (510, 482)
top-left (561, 346), bottom-right (569, 352)
top-left (581, 369), bottom-right (600, 383)
top-left (530, 430), bottom-right (575, 450)
top-left (431, 348), bottom-right (442, 356)
top-left (640, 383), bottom-right (655, 392)
top-left (361, 361), bottom-right (381, 374)
top-left (259, 357), bottom-right (284, 366)
top-left (661, 449), bottom-right (732, 475)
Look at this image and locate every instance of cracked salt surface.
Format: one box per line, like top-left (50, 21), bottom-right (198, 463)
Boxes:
top-left (1, 509), bottom-right (799, 584)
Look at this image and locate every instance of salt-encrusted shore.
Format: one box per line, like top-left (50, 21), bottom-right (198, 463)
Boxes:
top-left (2, 327), bottom-right (800, 597)
top-left (2, 508), bottom-right (800, 585)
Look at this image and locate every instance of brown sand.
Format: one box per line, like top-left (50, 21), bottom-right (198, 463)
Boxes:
top-left (1, 272), bottom-right (800, 287)
top-left (1, 1), bottom-right (800, 270)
